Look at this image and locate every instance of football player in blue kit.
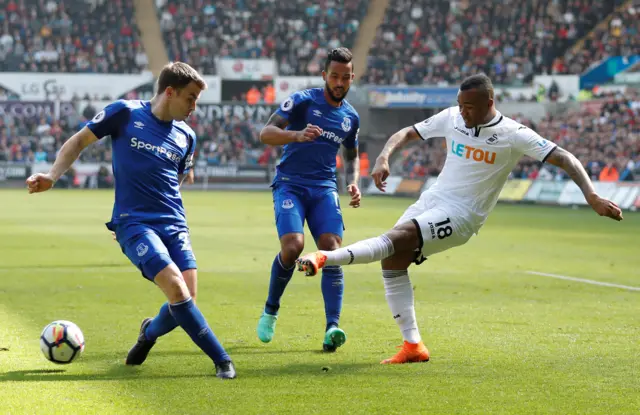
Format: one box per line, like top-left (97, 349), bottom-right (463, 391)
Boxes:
top-left (26, 62), bottom-right (236, 379)
top-left (256, 47), bottom-right (362, 352)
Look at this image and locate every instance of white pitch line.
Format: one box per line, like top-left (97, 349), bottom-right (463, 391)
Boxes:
top-left (525, 271), bottom-right (640, 292)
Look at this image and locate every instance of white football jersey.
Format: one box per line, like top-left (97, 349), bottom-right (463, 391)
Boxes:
top-left (413, 106), bottom-right (557, 233)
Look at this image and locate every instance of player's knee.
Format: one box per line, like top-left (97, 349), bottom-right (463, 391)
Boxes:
top-left (182, 269), bottom-right (197, 303)
top-left (385, 222), bottom-right (421, 253)
top-left (154, 265), bottom-right (190, 303)
top-left (280, 234), bottom-right (304, 265)
top-left (381, 251), bottom-right (415, 270)
top-left (316, 233), bottom-right (341, 251)
top-left (281, 244), bottom-right (303, 265)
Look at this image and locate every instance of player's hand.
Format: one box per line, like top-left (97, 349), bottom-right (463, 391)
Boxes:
top-left (26, 173), bottom-right (55, 194)
top-left (347, 184), bottom-right (361, 208)
top-left (111, 231), bottom-right (116, 241)
top-left (295, 124), bottom-right (322, 142)
top-left (371, 157), bottom-right (390, 192)
top-left (587, 193), bottom-right (623, 221)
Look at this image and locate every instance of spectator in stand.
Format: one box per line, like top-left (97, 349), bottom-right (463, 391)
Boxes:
top-left (564, 2), bottom-right (639, 74)
top-left (364, 0), bottom-right (622, 86)
top-left (0, 0), bottom-right (147, 73)
top-left (157, 0), bottom-right (368, 75)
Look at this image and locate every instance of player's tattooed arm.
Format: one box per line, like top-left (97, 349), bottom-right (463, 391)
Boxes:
top-left (545, 147), bottom-right (595, 199)
top-left (545, 146), bottom-right (623, 220)
top-left (260, 112), bottom-right (322, 145)
top-left (343, 147), bottom-right (360, 186)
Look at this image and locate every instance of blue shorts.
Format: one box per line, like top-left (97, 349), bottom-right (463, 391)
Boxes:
top-left (272, 183), bottom-right (344, 240)
top-left (110, 222), bottom-right (197, 281)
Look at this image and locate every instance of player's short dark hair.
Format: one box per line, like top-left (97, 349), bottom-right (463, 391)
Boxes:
top-left (324, 47), bottom-right (353, 72)
top-left (460, 73), bottom-right (494, 99)
top-left (157, 62), bottom-right (207, 93)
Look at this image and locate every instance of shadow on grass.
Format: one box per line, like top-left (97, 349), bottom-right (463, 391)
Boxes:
top-left (1, 357), bottom-right (380, 383)
top-left (0, 263), bottom-right (129, 271)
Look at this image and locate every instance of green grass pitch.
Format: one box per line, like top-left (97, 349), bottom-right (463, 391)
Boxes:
top-left (0, 189), bottom-right (638, 414)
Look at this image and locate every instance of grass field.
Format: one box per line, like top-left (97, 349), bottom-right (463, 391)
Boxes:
top-left (0, 189), bottom-right (638, 415)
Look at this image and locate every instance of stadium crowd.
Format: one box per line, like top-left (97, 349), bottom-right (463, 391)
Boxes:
top-left (563, 1), bottom-right (640, 74)
top-left (156, 0), bottom-right (368, 75)
top-left (364, 0), bottom-right (624, 86)
top-left (186, 111), bottom-right (276, 166)
top-left (0, 0), bottom-right (147, 73)
top-left (396, 88), bottom-right (640, 182)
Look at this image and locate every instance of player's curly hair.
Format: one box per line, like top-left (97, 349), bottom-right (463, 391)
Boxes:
top-left (325, 47), bottom-right (353, 72)
top-left (460, 73), bottom-right (494, 99)
top-left (157, 62), bottom-right (207, 93)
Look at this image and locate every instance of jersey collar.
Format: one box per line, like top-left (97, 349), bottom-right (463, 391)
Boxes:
top-left (477, 110), bottom-right (502, 128)
top-left (473, 110), bottom-right (503, 137)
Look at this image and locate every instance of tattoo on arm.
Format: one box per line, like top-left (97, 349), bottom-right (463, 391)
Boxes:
top-left (265, 113), bottom-right (289, 129)
top-left (343, 147), bottom-right (359, 186)
top-left (545, 146), bottom-right (595, 199)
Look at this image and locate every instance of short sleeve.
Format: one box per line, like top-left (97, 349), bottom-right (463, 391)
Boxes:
top-left (85, 100), bottom-right (130, 139)
top-left (343, 114), bottom-right (359, 149)
top-left (511, 125), bottom-right (557, 162)
top-left (413, 108), bottom-right (450, 140)
top-left (178, 133), bottom-right (196, 174)
top-left (274, 91), bottom-right (309, 122)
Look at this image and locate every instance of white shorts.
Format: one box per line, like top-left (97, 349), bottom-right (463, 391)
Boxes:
top-left (395, 195), bottom-right (473, 261)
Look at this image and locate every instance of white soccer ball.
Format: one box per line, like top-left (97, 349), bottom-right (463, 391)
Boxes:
top-left (40, 320), bottom-right (85, 364)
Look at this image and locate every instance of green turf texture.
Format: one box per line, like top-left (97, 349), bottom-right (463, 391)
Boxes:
top-left (0, 189), bottom-right (638, 414)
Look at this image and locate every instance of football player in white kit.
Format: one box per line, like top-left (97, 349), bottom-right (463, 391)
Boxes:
top-left (295, 74), bottom-right (623, 364)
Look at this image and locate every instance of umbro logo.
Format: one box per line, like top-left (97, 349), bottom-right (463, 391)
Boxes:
top-left (134, 121), bottom-right (145, 129)
top-left (313, 109), bottom-right (322, 117)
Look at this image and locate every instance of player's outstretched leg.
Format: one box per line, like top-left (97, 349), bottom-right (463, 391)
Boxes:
top-left (155, 264), bottom-right (236, 379)
top-left (296, 232), bottom-right (400, 276)
top-left (258, 234), bottom-right (302, 343)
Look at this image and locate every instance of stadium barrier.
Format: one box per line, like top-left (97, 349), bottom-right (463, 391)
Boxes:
top-left (0, 162), bottom-right (30, 188)
top-left (365, 177), bottom-right (640, 211)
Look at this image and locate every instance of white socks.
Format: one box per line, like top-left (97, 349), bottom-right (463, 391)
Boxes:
top-left (323, 235), bottom-right (395, 266)
top-left (382, 269), bottom-right (421, 344)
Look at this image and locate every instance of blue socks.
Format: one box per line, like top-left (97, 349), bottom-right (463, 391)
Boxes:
top-left (264, 253), bottom-right (295, 315)
top-left (321, 265), bottom-right (344, 331)
top-left (264, 254), bottom-right (344, 332)
top-left (145, 302), bottom-right (178, 341)
top-left (169, 298), bottom-right (230, 364)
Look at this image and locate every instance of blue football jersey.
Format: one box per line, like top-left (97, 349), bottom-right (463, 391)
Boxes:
top-left (85, 100), bottom-right (196, 228)
top-left (273, 88), bottom-right (359, 188)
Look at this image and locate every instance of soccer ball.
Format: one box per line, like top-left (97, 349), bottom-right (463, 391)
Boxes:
top-left (40, 320), bottom-right (85, 364)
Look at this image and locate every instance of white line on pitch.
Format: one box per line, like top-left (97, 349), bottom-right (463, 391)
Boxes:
top-left (525, 271), bottom-right (640, 292)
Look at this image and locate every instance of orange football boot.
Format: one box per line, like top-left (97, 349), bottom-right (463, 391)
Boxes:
top-left (381, 340), bottom-right (430, 364)
top-left (295, 252), bottom-right (327, 276)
